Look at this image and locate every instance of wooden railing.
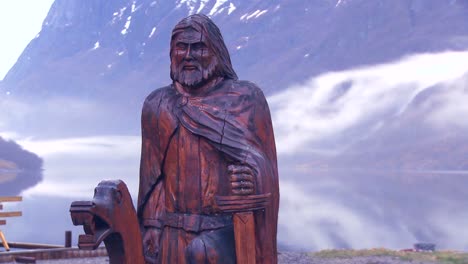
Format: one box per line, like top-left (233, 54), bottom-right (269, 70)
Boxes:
top-left (0, 196), bottom-right (22, 251)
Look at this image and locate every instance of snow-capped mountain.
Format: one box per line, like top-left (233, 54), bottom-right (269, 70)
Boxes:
top-left (1, 0), bottom-right (468, 164)
top-left (1, 0), bottom-right (468, 165)
top-left (2, 0), bottom-right (468, 98)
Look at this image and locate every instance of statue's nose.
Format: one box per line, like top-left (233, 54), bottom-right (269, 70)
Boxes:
top-left (184, 46), bottom-right (194, 60)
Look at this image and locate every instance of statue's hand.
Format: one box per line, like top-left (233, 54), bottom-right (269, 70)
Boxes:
top-left (143, 227), bottom-right (161, 263)
top-left (228, 164), bottom-right (255, 195)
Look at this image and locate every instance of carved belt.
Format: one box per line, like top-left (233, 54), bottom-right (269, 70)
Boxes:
top-left (162, 212), bottom-right (232, 233)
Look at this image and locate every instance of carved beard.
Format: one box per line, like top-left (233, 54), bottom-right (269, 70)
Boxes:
top-left (170, 56), bottom-right (219, 89)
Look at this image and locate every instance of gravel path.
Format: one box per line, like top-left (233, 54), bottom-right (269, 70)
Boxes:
top-left (35, 258), bottom-right (109, 264)
top-left (4, 252), bottom-right (444, 264)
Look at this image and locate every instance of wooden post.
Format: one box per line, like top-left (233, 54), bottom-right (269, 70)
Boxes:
top-left (0, 197), bottom-right (22, 202)
top-left (65, 231), bottom-right (72, 248)
top-left (0, 196), bottom-right (22, 251)
top-left (0, 231), bottom-right (9, 251)
top-left (0, 211), bottom-right (22, 217)
top-left (233, 212), bottom-right (256, 264)
top-left (215, 193), bottom-right (270, 264)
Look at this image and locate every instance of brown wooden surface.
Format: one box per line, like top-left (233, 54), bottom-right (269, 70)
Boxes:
top-left (0, 231), bottom-right (9, 251)
top-left (69, 14), bottom-right (279, 264)
top-left (216, 193), bottom-right (271, 212)
top-left (0, 197), bottom-right (22, 203)
top-left (233, 212), bottom-right (256, 264)
top-left (0, 212), bottom-right (21, 218)
top-left (70, 180), bottom-right (144, 264)
top-left (137, 14), bottom-right (279, 264)
top-left (1, 242), bottom-right (63, 249)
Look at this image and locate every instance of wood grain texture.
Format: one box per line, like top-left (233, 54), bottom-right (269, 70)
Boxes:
top-left (70, 14), bottom-right (279, 264)
top-left (70, 180), bottom-right (144, 264)
top-left (137, 14), bottom-right (279, 264)
top-left (0, 197), bottom-right (22, 202)
top-left (233, 212), bottom-right (256, 264)
top-left (0, 212), bottom-right (21, 218)
top-left (0, 231), bottom-right (9, 251)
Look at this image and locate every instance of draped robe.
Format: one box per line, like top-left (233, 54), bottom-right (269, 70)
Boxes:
top-left (137, 78), bottom-right (279, 263)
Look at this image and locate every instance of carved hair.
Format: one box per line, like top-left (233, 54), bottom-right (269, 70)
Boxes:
top-left (170, 14), bottom-right (238, 80)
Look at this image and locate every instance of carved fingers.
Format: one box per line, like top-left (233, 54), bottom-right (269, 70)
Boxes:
top-left (228, 164), bottom-right (256, 195)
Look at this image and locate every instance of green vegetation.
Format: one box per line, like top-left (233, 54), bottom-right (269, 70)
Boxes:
top-left (313, 248), bottom-right (468, 264)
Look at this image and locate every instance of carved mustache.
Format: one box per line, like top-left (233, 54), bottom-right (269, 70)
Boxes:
top-left (180, 61), bottom-right (201, 71)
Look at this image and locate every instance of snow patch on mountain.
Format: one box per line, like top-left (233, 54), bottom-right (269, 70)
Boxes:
top-left (148, 27), bottom-right (157, 38)
top-left (335, 0), bottom-right (350, 7)
top-left (197, 0), bottom-right (209, 13)
top-left (241, 9), bottom-right (268, 21)
top-left (175, 0), bottom-right (234, 16)
top-left (112, 7), bottom-right (127, 24)
top-left (209, 0), bottom-right (228, 16)
top-left (121, 16), bottom-right (132, 35)
top-left (176, 0), bottom-right (197, 15)
top-left (228, 3), bottom-right (236, 15)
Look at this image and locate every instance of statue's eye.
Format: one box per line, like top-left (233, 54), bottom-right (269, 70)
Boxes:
top-left (176, 42), bottom-right (188, 49)
top-left (191, 42), bottom-right (206, 51)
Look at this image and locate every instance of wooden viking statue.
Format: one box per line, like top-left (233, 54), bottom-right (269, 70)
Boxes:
top-left (71, 14), bottom-right (279, 264)
top-left (70, 13), bottom-right (279, 264)
top-left (138, 14), bottom-right (279, 264)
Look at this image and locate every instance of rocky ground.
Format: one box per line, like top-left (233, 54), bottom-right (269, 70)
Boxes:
top-left (278, 252), bottom-right (441, 264)
top-left (3, 252), bottom-right (446, 264)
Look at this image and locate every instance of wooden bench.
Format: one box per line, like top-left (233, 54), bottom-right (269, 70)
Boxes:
top-left (0, 196), bottom-right (22, 251)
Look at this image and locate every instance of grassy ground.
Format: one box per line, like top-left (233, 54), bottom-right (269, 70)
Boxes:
top-left (313, 248), bottom-right (468, 264)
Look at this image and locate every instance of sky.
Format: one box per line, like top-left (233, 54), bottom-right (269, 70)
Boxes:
top-left (0, 0), bottom-right (54, 80)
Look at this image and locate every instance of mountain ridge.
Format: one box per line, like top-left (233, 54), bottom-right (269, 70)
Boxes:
top-left (3, 0), bottom-right (468, 98)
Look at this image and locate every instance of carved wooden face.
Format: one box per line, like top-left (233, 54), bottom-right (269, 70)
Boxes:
top-left (170, 27), bottom-right (219, 89)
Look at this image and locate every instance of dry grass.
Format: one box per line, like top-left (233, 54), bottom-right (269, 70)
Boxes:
top-left (313, 248), bottom-right (468, 264)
